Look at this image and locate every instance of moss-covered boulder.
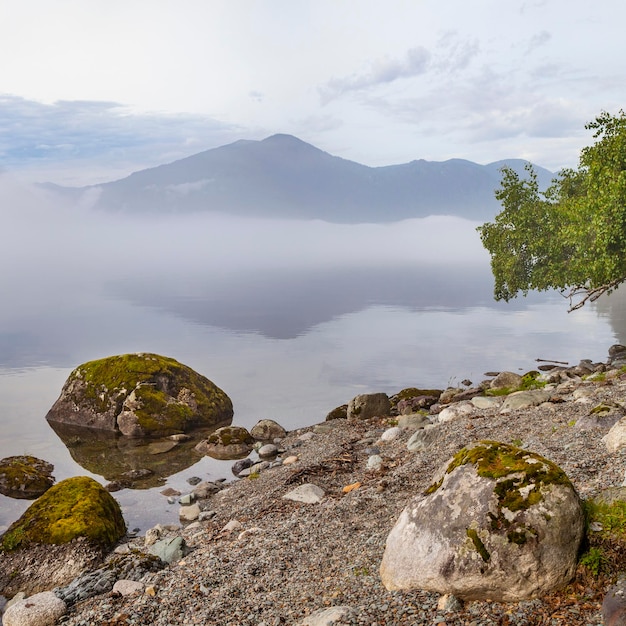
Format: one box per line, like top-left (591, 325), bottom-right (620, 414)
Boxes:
top-left (380, 441), bottom-right (584, 601)
top-left (45, 353), bottom-right (233, 438)
top-left (0, 455), bottom-right (54, 499)
top-left (1, 476), bottom-right (126, 552)
top-left (195, 425), bottom-right (254, 459)
top-left (0, 476), bottom-right (125, 596)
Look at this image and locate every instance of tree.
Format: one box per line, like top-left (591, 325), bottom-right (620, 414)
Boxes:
top-left (478, 110), bottom-right (626, 311)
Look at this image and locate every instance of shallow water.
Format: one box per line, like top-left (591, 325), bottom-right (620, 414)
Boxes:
top-left (0, 212), bottom-right (622, 533)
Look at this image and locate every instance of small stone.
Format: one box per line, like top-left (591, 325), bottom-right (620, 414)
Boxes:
top-left (366, 454), bottom-right (384, 471)
top-left (222, 519), bottom-right (243, 533)
top-left (179, 493), bottom-right (195, 506)
top-left (283, 483), bottom-right (325, 504)
top-left (179, 503), bottom-right (201, 521)
top-left (282, 455), bottom-right (299, 465)
top-left (258, 444), bottom-right (279, 458)
top-left (186, 476), bottom-right (202, 485)
top-left (437, 593), bottom-right (463, 612)
top-left (113, 580), bottom-right (144, 596)
top-left (231, 458), bottom-right (254, 477)
top-left (380, 426), bottom-right (402, 441)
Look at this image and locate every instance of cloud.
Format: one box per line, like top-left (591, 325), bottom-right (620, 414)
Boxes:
top-left (319, 47), bottom-right (431, 104)
top-left (526, 30), bottom-right (552, 53)
top-left (0, 95), bottom-right (243, 184)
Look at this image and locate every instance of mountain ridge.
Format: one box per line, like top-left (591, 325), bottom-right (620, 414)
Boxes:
top-left (50, 134), bottom-right (555, 223)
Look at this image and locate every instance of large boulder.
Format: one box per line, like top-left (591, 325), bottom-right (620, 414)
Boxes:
top-left (0, 476), bottom-right (126, 596)
top-left (0, 455), bottom-right (54, 499)
top-left (380, 441), bottom-right (584, 601)
top-left (45, 353), bottom-right (233, 438)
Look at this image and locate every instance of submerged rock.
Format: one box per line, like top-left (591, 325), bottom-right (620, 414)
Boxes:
top-left (0, 455), bottom-right (54, 499)
top-left (45, 352), bottom-right (233, 438)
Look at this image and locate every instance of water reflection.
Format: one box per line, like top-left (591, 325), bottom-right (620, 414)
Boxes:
top-left (48, 421), bottom-right (228, 488)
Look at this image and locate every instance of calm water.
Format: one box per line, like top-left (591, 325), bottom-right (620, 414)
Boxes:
top-left (0, 206), bottom-right (622, 533)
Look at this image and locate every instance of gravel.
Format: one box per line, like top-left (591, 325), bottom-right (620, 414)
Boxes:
top-left (48, 373), bottom-right (626, 624)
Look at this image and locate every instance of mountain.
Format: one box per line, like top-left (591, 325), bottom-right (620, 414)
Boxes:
top-left (52, 134), bottom-right (555, 223)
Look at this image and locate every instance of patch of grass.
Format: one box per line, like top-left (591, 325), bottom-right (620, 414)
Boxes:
top-left (578, 498), bottom-right (626, 581)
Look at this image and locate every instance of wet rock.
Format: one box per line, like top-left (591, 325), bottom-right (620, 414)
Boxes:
top-left (45, 352), bottom-right (233, 438)
top-left (231, 457), bottom-right (254, 477)
top-left (0, 455), bottom-right (54, 499)
top-left (195, 425), bottom-right (254, 459)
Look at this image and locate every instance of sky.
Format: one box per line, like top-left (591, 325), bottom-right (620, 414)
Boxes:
top-left (1, 0), bottom-right (625, 185)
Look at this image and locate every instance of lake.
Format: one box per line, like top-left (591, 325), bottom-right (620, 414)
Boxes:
top-left (0, 194), bottom-right (623, 533)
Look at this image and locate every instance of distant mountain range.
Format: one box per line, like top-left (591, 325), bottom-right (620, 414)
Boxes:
top-left (47, 134), bottom-right (555, 223)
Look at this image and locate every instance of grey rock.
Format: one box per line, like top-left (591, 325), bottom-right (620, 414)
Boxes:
top-left (45, 353), bottom-right (233, 437)
top-left (397, 413), bottom-right (430, 430)
top-left (192, 481), bottom-right (221, 499)
top-left (179, 493), bottom-right (194, 505)
top-left (179, 503), bottom-right (201, 522)
top-left (296, 605), bottom-right (357, 625)
top-left (0, 456), bottom-right (55, 499)
top-left (490, 371), bottom-right (523, 390)
top-left (347, 393), bottom-right (391, 421)
top-left (112, 580), bottom-right (144, 596)
top-left (257, 444), bottom-right (279, 458)
top-left (366, 454), bottom-right (384, 471)
top-left (380, 441), bottom-right (584, 602)
top-left (231, 457), bottom-right (253, 477)
top-left (283, 483), bottom-right (325, 504)
top-left (471, 396), bottom-right (501, 409)
top-left (380, 426), bottom-right (402, 441)
top-left (406, 427), bottom-right (439, 452)
top-left (603, 578), bottom-right (626, 626)
top-left (250, 419), bottom-right (287, 441)
top-left (148, 536), bottom-right (186, 564)
top-left (501, 390), bottom-right (550, 411)
top-left (3, 591), bottom-right (66, 626)
top-left (54, 567), bottom-right (118, 605)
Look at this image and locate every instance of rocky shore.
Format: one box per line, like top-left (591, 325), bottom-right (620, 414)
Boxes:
top-left (6, 348), bottom-right (626, 625)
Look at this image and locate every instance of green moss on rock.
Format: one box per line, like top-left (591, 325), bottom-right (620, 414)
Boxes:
top-left (426, 441), bottom-right (574, 545)
top-left (0, 455), bottom-right (54, 499)
top-left (46, 353), bottom-right (233, 437)
top-left (0, 476), bottom-right (126, 552)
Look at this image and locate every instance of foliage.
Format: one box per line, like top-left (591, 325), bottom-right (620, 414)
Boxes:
top-left (478, 110), bottom-right (626, 310)
top-left (579, 498), bottom-right (626, 580)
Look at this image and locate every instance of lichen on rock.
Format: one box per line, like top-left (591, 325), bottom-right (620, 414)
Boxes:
top-left (380, 441), bottom-right (584, 602)
top-left (0, 455), bottom-right (54, 499)
top-left (45, 352), bottom-right (233, 438)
